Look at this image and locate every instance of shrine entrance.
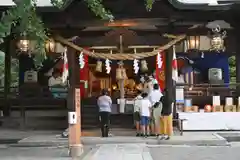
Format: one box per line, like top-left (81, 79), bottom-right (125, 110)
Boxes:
top-left (53, 30), bottom-right (184, 136)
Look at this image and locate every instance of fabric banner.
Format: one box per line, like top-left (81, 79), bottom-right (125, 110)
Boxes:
top-left (156, 51), bottom-right (165, 91)
top-left (79, 48), bottom-right (89, 97)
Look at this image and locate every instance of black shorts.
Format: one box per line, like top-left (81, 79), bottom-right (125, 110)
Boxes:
top-left (134, 112), bottom-right (140, 122)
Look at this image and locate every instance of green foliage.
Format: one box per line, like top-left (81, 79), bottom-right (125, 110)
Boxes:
top-left (0, 0), bottom-right (48, 60)
top-left (0, 52), bottom-right (19, 87)
top-left (229, 56), bottom-right (236, 83)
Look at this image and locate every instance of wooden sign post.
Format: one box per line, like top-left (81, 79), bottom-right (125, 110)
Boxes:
top-left (67, 46), bottom-right (83, 158)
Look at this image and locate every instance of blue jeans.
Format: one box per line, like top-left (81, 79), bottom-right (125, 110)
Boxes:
top-left (140, 116), bottom-right (150, 126)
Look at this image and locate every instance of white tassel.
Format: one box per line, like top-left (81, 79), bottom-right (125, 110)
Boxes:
top-left (157, 52), bottom-right (163, 69)
top-left (133, 59), bottom-right (139, 74)
top-left (105, 59), bottom-right (111, 74)
top-left (79, 52), bottom-right (85, 69)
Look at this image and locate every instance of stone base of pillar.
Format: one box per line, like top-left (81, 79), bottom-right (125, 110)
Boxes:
top-left (69, 144), bottom-right (84, 158)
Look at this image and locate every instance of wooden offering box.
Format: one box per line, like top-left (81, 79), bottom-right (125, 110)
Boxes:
top-left (212, 105), bottom-right (224, 112)
top-left (192, 106), bottom-right (199, 112)
top-left (184, 106), bottom-right (192, 112)
top-left (225, 105), bottom-right (237, 112)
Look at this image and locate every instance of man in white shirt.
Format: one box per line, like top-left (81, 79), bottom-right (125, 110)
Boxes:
top-left (48, 69), bottom-right (67, 98)
top-left (148, 84), bottom-right (163, 136)
top-left (48, 69), bottom-right (66, 87)
top-left (139, 92), bottom-right (152, 137)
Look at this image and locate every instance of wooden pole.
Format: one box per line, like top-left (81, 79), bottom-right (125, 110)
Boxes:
top-left (67, 47), bottom-right (83, 157)
top-left (119, 35), bottom-right (125, 100)
top-left (3, 38), bottom-right (11, 117)
top-left (164, 47), bottom-right (174, 135)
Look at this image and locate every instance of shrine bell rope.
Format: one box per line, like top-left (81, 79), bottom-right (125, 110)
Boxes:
top-left (54, 34), bottom-right (186, 60)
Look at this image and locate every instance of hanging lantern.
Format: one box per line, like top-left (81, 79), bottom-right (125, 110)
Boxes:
top-left (17, 39), bottom-right (30, 52)
top-left (186, 36), bottom-right (200, 50)
top-left (141, 60), bottom-right (148, 72)
top-left (95, 60), bottom-right (102, 72)
top-left (208, 25), bottom-right (226, 52)
top-left (45, 39), bottom-right (56, 53)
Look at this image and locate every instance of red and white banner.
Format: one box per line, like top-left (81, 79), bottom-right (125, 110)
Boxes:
top-left (156, 51), bottom-right (165, 91)
top-left (62, 48), bottom-right (68, 83)
top-left (155, 49), bottom-right (178, 91)
top-left (172, 46), bottom-right (178, 82)
top-left (61, 48), bottom-right (89, 97)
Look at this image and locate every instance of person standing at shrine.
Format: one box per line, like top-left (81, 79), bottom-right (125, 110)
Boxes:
top-left (149, 84), bottom-right (163, 137)
top-left (133, 90), bottom-right (142, 136)
top-left (97, 89), bottom-right (112, 137)
top-left (139, 92), bottom-right (152, 137)
top-left (159, 89), bottom-right (173, 140)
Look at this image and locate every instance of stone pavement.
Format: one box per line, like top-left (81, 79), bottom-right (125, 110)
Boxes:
top-left (0, 129), bottom-right (234, 147)
top-left (15, 132), bottom-right (228, 147)
top-left (82, 144), bottom-right (153, 160)
top-left (150, 145), bottom-right (240, 160)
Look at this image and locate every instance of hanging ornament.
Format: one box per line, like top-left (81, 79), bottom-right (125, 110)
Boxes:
top-left (122, 68), bottom-right (128, 79)
top-left (133, 59), bottom-right (139, 74)
top-left (116, 61), bottom-right (128, 80)
top-left (209, 25), bottom-right (226, 52)
top-left (79, 52), bottom-right (85, 69)
top-left (95, 60), bottom-right (102, 72)
top-left (141, 60), bottom-right (148, 72)
top-left (116, 61), bottom-right (123, 80)
top-left (157, 52), bottom-right (163, 69)
top-left (105, 59), bottom-right (111, 74)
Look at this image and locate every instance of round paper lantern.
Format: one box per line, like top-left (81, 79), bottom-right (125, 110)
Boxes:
top-left (204, 105), bottom-right (212, 112)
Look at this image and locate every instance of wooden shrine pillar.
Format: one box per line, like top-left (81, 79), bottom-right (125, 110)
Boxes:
top-left (162, 47), bottom-right (174, 135)
top-left (165, 47), bottom-right (174, 114)
top-left (66, 47), bottom-right (83, 157)
top-left (3, 38), bottom-right (11, 116)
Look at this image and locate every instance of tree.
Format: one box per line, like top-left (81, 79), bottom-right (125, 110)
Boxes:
top-left (229, 55), bottom-right (236, 83)
top-left (0, 0), bottom-right (155, 60)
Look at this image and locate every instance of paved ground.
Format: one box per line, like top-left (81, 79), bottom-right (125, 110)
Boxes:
top-left (1, 129), bottom-right (240, 159)
top-left (83, 144), bottom-right (152, 160)
top-left (150, 145), bottom-right (240, 160)
top-left (0, 145), bottom-right (240, 160)
top-left (17, 132), bottom-right (227, 146)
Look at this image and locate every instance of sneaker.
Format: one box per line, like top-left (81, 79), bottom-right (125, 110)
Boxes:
top-left (136, 133), bottom-right (140, 137)
top-left (159, 135), bottom-right (166, 140)
top-left (165, 136), bottom-right (170, 140)
top-left (144, 134), bottom-right (149, 138)
top-left (150, 133), bottom-right (155, 137)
